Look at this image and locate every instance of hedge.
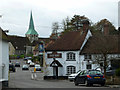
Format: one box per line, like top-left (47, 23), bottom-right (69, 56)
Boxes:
top-left (116, 68), bottom-right (120, 76)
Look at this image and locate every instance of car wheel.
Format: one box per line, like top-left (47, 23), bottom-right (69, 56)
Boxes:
top-left (74, 81), bottom-right (78, 86)
top-left (101, 83), bottom-right (105, 86)
top-left (69, 80), bottom-right (73, 82)
top-left (75, 83), bottom-right (78, 86)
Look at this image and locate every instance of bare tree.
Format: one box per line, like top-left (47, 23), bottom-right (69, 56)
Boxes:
top-left (50, 22), bottom-right (60, 40)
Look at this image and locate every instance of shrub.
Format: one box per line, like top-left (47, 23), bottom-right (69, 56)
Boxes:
top-left (20, 55), bottom-right (24, 58)
top-left (116, 68), bottom-right (120, 76)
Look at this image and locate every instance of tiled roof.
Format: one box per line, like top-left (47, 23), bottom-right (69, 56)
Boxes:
top-left (46, 30), bottom-right (88, 51)
top-left (80, 35), bottom-right (120, 54)
top-left (8, 35), bottom-right (30, 50)
top-left (31, 37), bottom-right (50, 46)
top-left (0, 27), bottom-right (9, 41)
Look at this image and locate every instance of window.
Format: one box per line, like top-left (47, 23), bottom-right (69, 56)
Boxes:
top-left (84, 54), bottom-right (91, 59)
top-left (67, 66), bottom-right (76, 75)
top-left (66, 52), bottom-right (76, 61)
top-left (86, 64), bottom-right (92, 69)
top-left (79, 70), bottom-right (87, 76)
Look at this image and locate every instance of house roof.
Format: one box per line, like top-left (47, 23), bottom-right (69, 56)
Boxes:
top-left (0, 27), bottom-right (9, 41)
top-left (8, 35), bottom-right (30, 50)
top-left (80, 35), bottom-right (120, 54)
top-left (46, 30), bottom-right (88, 51)
top-left (25, 12), bottom-right (38, 35)
top-left (31, 37), bottom-right (50, 46)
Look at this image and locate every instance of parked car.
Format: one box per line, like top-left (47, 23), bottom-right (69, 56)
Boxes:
top-left (9, 64), bottom-right (16, 72)
top-left (35, 64), bottom-right (41, 71)
top-left (27, 60), bottom-right (32, 64)
top-left (24, 57), bottom-right (32, 61)
top-left (15, 62), bottom-right (20, 67)
top-left (22, 64), bottom-right (29, 70)
top-left (106, 67), bottom-right (116, 76)
top-left (74, 70), bottom-right (105, 86)
top-left (29, 62), bottom-right (35, 67)
top-left (100, 66), bottom-right (116, 76)
top-left (68, 70), bottom-right (81, 81)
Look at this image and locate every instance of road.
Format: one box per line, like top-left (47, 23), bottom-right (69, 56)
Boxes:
top-left (9, 59), bottom-right (110, 88)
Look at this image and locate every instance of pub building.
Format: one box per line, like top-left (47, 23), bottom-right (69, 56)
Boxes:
top-left (44, 23), bottom-right (93, 79)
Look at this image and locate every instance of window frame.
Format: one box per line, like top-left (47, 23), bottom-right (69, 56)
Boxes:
top-left (66, 52), bottom-right (76, 61)
top-left (67, 66), bottom-right (76, 75)
top-left (86, 64), bottom-right (92, 69)
top-left (84, 54), bottom-right (92, 59)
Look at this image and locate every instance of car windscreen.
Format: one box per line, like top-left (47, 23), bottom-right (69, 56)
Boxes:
top-left (88, 70), bottom-right (103, 75)
top-left (23, 65), bottom-right (28, 68)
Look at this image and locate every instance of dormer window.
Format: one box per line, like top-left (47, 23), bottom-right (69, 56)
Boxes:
top-left (66, 52), bottom-right (76, 61)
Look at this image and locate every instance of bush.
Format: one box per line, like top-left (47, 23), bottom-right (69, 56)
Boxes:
top-left (9, 55), bottom-right (18, 59)
top-left (20, 55), bottom-right (24, 58)
top-left (116, 68), bottom-right (120, 76)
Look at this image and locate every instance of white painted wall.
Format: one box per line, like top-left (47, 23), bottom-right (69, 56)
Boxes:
top-left (45, 51), bottom-right (80, 76)
top-left (0, 40), bottom-right (9, 82)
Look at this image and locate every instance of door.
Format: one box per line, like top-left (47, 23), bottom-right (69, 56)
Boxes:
top-left (76, 71), bottom-right (86, 84)
top-left (53, 67), bottom-right (58, 78)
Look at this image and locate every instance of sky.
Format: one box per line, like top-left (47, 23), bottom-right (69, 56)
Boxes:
top-left (0, 0), bottom-right (119, 37)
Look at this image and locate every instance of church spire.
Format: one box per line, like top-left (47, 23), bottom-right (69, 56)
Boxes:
top-left (25, 11), bottom-right (38, 43)
top-left (29, 11), bottom-right (34, 30)
top-left (25, 11), bottom-right (38, 35)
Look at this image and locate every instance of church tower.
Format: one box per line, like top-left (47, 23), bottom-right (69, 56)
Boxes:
top-left (25, 11), bottom-right (38, 43)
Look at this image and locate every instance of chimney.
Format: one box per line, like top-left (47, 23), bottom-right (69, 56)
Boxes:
top-left (82, 19), bottom-right (89, 32)
top-left (103, 23), bottom-right (109, 35)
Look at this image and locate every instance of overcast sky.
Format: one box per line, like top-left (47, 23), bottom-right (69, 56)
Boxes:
top-left (0, 0), bottom-right (119, 37)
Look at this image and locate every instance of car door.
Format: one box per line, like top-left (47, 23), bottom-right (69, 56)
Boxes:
top-left (76, 71), bottom-right (86, 84)
top-left (79, 70), bottom-right (87, 84)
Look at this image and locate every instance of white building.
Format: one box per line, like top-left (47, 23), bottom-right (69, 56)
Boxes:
top-left (0, 28), bottom-right (9, 88)
top-left (45, 28), bottom-right (92, 79)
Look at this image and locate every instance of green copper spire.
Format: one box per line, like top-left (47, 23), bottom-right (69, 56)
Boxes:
top-left (26, 11), bottom-right (38, 35)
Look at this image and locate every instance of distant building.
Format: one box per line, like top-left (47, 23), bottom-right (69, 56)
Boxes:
top-left (8, 35), bottom-right (30, 55)
top-left (0, 27), bottom-right (9, 87)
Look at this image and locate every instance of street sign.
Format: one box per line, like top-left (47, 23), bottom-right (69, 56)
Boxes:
top-left (47, 52), bottom-right (62, 58)
top-left (38, 44), bottom-right (44, 52)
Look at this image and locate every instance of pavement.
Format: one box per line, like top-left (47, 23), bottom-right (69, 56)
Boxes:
top-left (107, 85), bottom-right (120, 88)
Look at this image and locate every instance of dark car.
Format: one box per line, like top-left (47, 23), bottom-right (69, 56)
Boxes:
top-left (9, 64), bottom-right (16, 72)
top-left (15, 62), bottom-right (20, 67)
top-left (74, 70), bottom-right (105, 86)
top-left (22, 65), bottom-right (29, 70)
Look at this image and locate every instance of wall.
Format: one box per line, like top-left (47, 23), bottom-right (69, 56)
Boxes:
top-left (45, 51), bottom-right (80, 76)
top-left (9, 42), bottom-right (15, 55)
top-left (0, 40), bottom-right (9, 82)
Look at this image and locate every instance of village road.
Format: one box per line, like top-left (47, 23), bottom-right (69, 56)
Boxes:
top-left (9, 59), bottom-right (111, 88)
